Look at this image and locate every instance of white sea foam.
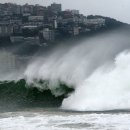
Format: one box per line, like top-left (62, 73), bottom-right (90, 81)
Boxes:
top-left (0, 111), bottom-right (130, 130)
top-left (62, 51), bottom-right (130, 111)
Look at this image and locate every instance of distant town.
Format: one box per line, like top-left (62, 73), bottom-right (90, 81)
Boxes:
top-left (0, 2), bottom-right (123, 45)
top-left (0, 2), bottom-right (128, 75)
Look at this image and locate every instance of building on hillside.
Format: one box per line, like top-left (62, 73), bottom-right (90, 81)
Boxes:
top-left (9, 19), bottom-right (22, 34)
top-left (71, 10), bottom-right (79, 15)
top-left (22, 25), bottom-right (39, 37)
top-left (54, 19), bottom-right (58, 29)
top-left (21, 4), bottom-right (34, 14)
top-left (28, 16), bottom-right (44, 22)
top-left (9, 19), bottom-right (22, 25)
top-left (0, 3), bottom-right (21, 16)
top-left (43, 28), bottom-right (55, 41)
top-left (85, 18), bottom-right (105, 29)
top-left (24, 22), bottom-right (44, 26)
top-left (33, 5), bottom-right (47, 16)
top-left (57, 11), bottom-right (84, 25)
top-left (14, 5), bottom-right (21, 15)
top-left (67, 26), bottom-right (79, 36)
top-left (73, 26), bottom-right (79, 35)
top-left (0, 22), bottom-right (13, 37)
top-left (23, 36), bottom-right (40, 44)
top-left (48, 3), bottom-right (62, 13)
top-left (22, 25), bottom-right (38, 30)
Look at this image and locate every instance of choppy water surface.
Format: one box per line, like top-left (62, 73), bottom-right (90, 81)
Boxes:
top-left (0, 108), bottom-right (130, 130)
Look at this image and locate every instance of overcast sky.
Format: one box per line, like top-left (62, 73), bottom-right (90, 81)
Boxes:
top-left (0, 0), bottom-right (130, 23)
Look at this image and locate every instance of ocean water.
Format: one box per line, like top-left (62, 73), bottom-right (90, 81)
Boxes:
top-left (0, 108), bottom-right (130, 130)
top-left (1, 27), bottom-right (130, 129)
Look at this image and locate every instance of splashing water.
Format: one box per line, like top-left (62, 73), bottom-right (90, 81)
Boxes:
top-left (62, 51), bottom-right (130, 111)
top-left (24, 29), bottom-right (130, 111)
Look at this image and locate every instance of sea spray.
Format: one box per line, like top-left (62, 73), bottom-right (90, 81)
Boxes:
top-left (62, 51), bottom-right (130, 111)
top-left (24, 29), bottom-right (130, 111)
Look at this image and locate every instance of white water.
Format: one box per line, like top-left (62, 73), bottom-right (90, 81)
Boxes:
top-left (24, 29), bottom-right (130, 111)
top-left (0, 110), bottom-right (130, 130)
top-left (62, 52), bottom-right (130, 111)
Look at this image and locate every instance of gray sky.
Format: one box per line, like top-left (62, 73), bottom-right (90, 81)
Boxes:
top-left (0, 0), bottom-right (130, 23)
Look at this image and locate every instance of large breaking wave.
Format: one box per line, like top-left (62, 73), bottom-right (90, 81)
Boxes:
top-left (0, 79), bottom-right (73, 112)
top-left (1, 27), bottom-right (130, 111)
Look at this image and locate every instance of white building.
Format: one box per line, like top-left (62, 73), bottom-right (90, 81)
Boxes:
top-left (65, 9), bottom-right (79, 15)
top-left (73, 27), bottom-right (79, 36)
top-left (71, 10), bottom-right (79, 15)
top-left (85, 18), bottom-right (105, 27)
top-left (28, 16), bottom-right (44, 22)
top-left (22, 25), bottom-right (38, 30)
top-left (43, 28), bottom-right (55, 41)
